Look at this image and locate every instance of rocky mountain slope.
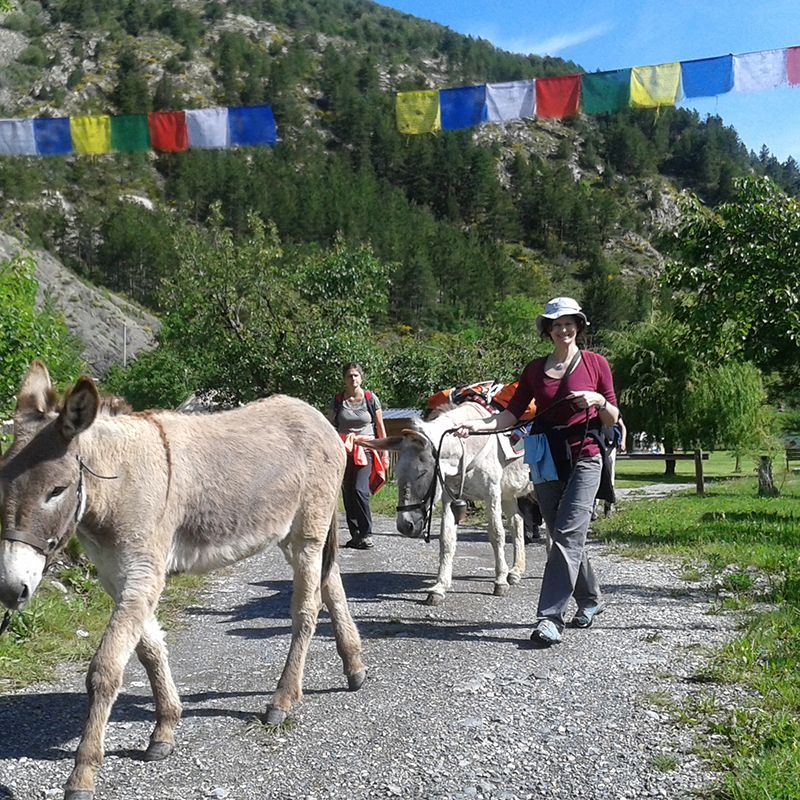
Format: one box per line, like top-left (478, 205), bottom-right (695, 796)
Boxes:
top-left (0, 231), bottom-right (158, 377)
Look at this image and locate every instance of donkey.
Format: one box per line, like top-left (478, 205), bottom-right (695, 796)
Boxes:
top-left (0, 362), bottom-right (365, 800)
top-left (363, 401), bottom-right (533, 605)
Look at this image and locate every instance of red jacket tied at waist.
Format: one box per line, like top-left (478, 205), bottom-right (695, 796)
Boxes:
top-left (339, 433), bottom-right (386, 495)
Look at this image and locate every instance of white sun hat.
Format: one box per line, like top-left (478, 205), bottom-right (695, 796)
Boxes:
top-left (535, 296), bottom-right (589, 336)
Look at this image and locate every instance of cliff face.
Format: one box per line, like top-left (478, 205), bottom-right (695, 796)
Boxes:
top-left (0, 231), bottom-right (158, 377)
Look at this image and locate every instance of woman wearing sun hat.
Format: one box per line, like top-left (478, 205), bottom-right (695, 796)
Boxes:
top-left (455, 297), bottom-right (619, 645)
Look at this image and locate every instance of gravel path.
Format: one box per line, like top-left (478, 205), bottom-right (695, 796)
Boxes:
top-left (1, 502), bottom-right (738, 800)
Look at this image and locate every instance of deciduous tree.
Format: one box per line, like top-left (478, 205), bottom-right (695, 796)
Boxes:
top-left (665, 176), bottom-right (800, 376)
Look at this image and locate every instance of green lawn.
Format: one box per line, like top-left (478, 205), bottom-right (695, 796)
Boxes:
top-left (613, 449), bottom-right (754, 489)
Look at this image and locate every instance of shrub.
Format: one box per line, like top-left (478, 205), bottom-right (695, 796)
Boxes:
top-left (18, 44), bottom-right (47, 67)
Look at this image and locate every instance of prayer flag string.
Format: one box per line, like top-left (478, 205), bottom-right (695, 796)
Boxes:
top-left (0, 104), bottom-right (277, 157)
top-left (396, 45), bottom-right (800, 133)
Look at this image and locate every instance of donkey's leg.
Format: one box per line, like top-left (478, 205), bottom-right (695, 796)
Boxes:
top-left (321, 560), bottom-right (366, 691)
top-left (265, 535), bottom-right (325, 725)
top-left (487, 488), bottom-right (512, 597)
top-left (65, 574), bottom-right (164, 800)
top-left (135, 614), bottom-right (182, 762)
top-left (425, 502), bottom-right (457, 606)
top-left (503, 495), bottom-right (526, 586)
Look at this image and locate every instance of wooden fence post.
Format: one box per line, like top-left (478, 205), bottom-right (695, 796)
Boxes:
top-left (694, 449), bottom-right (705, 495)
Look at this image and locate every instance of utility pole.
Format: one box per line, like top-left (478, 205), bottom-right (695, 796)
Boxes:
top-left (123, 322), bottom-right (128, 367)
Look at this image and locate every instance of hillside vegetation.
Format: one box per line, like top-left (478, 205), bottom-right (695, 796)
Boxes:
top-left (0, 0), bottom-right (797, 403)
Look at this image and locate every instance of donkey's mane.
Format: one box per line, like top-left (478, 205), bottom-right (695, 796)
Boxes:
top-left (98, 394), bottom-right (133, 416)
top-left (424, 400), bottom-right (459, 421)
top-left (49, 391), bottom-right (131, 417)
top-left (424, 400), bottom-right (489, 423)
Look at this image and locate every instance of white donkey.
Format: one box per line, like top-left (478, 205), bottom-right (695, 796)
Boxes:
top-left (0, 362), bottom-right (366, 800)
top-left (364, 401), bottom-right (534, 605)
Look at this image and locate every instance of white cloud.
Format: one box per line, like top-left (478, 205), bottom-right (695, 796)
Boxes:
top-left (496, 23), bottom-right (614, 57)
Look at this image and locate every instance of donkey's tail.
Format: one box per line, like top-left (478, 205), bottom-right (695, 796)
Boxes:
top-left (322, 513), bottom-right (339, 584)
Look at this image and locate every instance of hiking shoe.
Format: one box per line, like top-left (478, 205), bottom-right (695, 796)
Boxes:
top-left (344, 536), bottom-right (374, 550)
top-left (572, 601), bottom-right (606, 629)
top-left (529, 619), bottom-right (562, 645)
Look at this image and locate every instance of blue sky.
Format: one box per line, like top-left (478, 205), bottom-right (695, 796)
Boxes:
top-left (377, 0), bottom-right (800, 162)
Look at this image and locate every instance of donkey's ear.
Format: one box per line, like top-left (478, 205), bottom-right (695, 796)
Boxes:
top-left (401, 429), bottom-right (429, 448)
top-left (15, 360), bottom-right (56, 418)
top-left (360, 436), bottom-right (403, 451)
top-left (58, 378), bottom-right (99, 441)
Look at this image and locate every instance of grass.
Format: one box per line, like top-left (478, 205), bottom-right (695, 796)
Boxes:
top-left (0, 554), bottom-right (204, 692)
top-left (593, 470), bottom-right (800, 800)
top-left (613, 449), bottom-right (750, 489)
top-left (651, 754), bottom-right (680, 772)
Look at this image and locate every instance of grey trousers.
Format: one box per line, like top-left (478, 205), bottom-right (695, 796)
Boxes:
top-left (534, 455), bottom-right (603, 627)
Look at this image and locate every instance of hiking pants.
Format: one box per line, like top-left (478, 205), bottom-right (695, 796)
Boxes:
top-left (342, 455), bottom-right (373, 540)
top-left (534, 455), bottom-right (603, 627)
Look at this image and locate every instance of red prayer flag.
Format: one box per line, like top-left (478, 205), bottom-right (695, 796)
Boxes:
top-left (148, 111), bottom-right (188, 152)
top-left (536, 74), bottom-right (582, 119)
top-left (788, 47), bottom-right (800, 86)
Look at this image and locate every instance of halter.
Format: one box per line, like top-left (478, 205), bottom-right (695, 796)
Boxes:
top-left (0, 455), bottom-right (118, 636)
top-left (0, 455), bottom-right (117, 556)
top-left (395, 428), bottom-right (458, 543)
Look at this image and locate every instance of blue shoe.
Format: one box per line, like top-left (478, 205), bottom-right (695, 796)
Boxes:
top-left (530, 619), bottom-right (562, 645)
top-left (572, 601), bottom-right (605, 629)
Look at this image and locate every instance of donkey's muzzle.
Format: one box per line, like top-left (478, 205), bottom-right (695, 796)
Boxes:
top-left (0, 539), bottom-right (45, 610)
top-left (0, 577), bottom-right (30, 611)
top-left (396, 513), bottom-right (424, 538)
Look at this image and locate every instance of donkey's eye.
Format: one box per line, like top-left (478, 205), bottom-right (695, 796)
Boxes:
top-left (47, 486), bottom-right (68, 501)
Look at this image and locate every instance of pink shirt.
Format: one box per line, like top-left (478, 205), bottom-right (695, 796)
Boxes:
top-left (507, 350), bottom-right (617, 458)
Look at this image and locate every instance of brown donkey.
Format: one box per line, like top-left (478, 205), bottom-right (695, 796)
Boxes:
top-left (0, 362), bottom-right (366, 800)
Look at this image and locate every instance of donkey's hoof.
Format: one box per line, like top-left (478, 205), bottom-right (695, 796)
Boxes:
top-left (64, 791), bottom-right (94, 800)
top-left (507, 573), bottom-right (521, 586)
top-left (493, 583), bottom-right (510, 597)
top-left (264, 706), bottom-right (288, 726)
top-left (347, 669), bottom-right (367, 691)
top-left (424, 592), bottom-right (444, 606)
top-left (143, 740), bottom-right (174, 762)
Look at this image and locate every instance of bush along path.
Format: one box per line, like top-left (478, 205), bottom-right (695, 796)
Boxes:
top-left (0, 511), bottom-right (741, 800)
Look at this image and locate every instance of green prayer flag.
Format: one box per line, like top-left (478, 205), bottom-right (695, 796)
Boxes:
top-left (581, 69), bottom-right (631, 114)
top-left (110, 115), bottom-right (151, 152)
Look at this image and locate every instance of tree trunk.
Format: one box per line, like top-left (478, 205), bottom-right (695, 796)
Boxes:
top-left (734, 453), bottom-right (741, 473)
top-left (664, 440), bottom-right (676, 477)
top-left (757, 456), bottom-right (779, 497)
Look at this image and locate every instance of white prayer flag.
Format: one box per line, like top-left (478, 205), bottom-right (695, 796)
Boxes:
top-left (733, 49), bottom-right (787, 92)
top-left (485, 80), bottom-right (536, 122)
top-left (186, 107), bottom-right (230, 149)
top-left (0, 119), bottom-right (37, 155)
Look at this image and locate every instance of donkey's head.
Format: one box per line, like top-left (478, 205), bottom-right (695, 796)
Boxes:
top-left (0, 362), bottom-right (100, 610)
top-left (363, 427), bottom-right (439, 539)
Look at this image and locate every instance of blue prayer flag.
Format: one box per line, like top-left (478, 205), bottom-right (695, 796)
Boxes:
top-left (33, 117), bottom-right (73, 156)
top-left (680, 55), bottom-right (734, 98)
top-left (440, 85), bottom-right (487, 131)
top-left (228, 104), bottom-right (277, 147)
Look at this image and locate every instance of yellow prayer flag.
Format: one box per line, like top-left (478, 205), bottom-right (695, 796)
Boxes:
top-left (630, 63), bottom-right (682, 107)
top-left (70, 114), bottom-right (111, 154)
top-left (396, 90), bottom-right (441, 135)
